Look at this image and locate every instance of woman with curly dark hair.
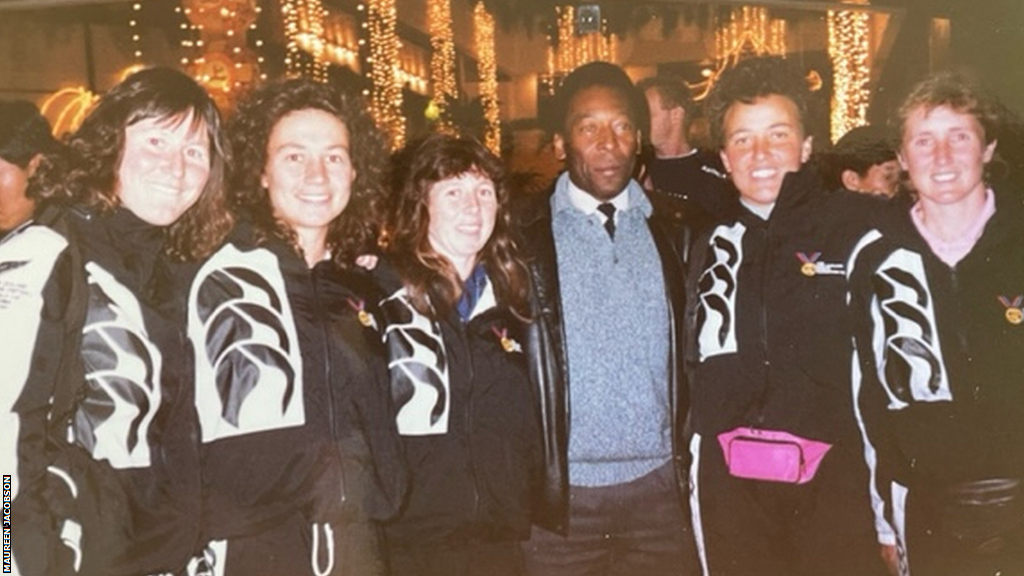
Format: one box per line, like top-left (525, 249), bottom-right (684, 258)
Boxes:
top-left (187, 77), bottom-right (406, 575)
top-left (7, 67), bottom-right (231, 576)
top-left (374, 134), bottom-right (539, 576)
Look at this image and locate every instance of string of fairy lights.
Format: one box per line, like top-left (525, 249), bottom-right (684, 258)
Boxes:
top-left (43, 1), bottom-right (884, 157)
top-left (827, 2), bottom-right (872, 143)
top-left (282, 0), bottom-right (329, 81)
top-left (428, 0), bottom-right (458, 135)
top-left (688, 7), bottom-right (787, 101)
top-left (473, 2), bottom-right (500, 154)
top-left (365, 0), bottom-right (405, 149)
top-left (546, 5), bottom-right (617, 81)
top-left (129, 2), bottom-right (143, 62)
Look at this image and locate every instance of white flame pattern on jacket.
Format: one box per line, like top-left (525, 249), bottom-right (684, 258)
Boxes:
top-left (74, 262), bottom-right (161, 469)
top-left (189, 244), bottom-right (305, 442)
top-left (697, 222), bottom-right (746, 361)
top-left (380, 288), bottom-right (451, 436)
top-left (870, 248), bottom-right (951, 407)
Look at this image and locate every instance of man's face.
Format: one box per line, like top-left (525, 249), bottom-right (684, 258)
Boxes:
top-left (899, 104), bottom-right (995, 208)
top-left (720, 94), bottom-right (812, 210)
top-left (847, 159), bottom-right (901, 197)
top-left (0, 155), bottom-right (36, 233)
top-left (554, 85), bottom-right (640, 201)
top-left (644, 88), bottom-right (674, 150)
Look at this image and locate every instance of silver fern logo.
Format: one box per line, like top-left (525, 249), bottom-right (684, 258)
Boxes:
top-left (189, 245), bottom-right (305, 442)
top-left (74, 263), bottom-right (161, 469)
top-left (380, 289), bottom-right (451, 435)
top-left (872, 248), bottom-right (950, 406)
top-left (697, 222), bottom-right (745, 361)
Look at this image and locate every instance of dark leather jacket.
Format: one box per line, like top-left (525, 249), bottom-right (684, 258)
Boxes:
top-left (512, 181), bottom-right (690, 535)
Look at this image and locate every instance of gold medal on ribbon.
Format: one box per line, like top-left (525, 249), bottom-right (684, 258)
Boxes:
top-left (492, 325), bottom-right (520, 353)
top-left (998, 295), bottom-right (1023, 325)
top-left (347, 297), bottom-right (376, 329)
top-left (357, 310), bottom-right (374, 328)
top-left (501, 337), bottom-right (516, 353)
top-left (796, 251), bottom-right (821, 277)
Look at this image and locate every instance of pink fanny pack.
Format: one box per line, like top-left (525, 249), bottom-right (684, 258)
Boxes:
top-left (717, 427), bottom-right (832, 484)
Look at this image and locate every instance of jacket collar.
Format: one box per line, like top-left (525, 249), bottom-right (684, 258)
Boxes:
top-left (729, 163), bottom-right (823, 224)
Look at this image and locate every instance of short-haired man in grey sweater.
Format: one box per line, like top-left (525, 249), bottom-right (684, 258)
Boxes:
top-left (515, 61), bottom-right (698, 576)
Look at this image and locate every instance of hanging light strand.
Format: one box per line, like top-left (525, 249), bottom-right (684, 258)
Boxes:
top-left (129, 2), bottom-right (143, 62)
top-left (366, 0), bottom-right (405, 149)
top-left (428, 0), bottom-right (457, 134)
top-left (474, 3), bottom-right (499, 154)
top-left (282, 0), bottom-right (328, 81)
top-left (691, 7), bottom-right (787, 100)
top-left (827, 3), bottom-right (871, 143)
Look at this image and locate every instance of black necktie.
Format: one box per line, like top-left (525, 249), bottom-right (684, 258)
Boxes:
top-left (597, 202), bottom-right (616, 239)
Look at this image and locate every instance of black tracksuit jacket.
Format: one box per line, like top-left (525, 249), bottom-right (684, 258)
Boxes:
top-left (372, 262), bottom-right (541, 550)
top-left (190, 225), bottom-right (407, 575)
top-left (849, 186), bottom-right (1024, 541)
top-left (688, 166), bottom-right (882, 444)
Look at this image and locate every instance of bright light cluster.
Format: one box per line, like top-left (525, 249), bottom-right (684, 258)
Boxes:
top-left (546, 5), bottom-right (617, 80)
top-left (282, 0), bottom-right (328, 81)
top-left (178, 0), bottom-right (262, 111)
top-left (429, 0), bottom-right (458, 134)
top-left (474, 3), bottom-right (500, 154)
top-left (690, 6), bottom-right (787, 100)
top-left (828, 3), bottom-right (871, 143)
top-left (41, 87), bottom-right (98, 136)
top-left (366, 0), bottom-right (405, 149)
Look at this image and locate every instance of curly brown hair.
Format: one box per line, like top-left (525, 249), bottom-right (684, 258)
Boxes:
top-left (30, 67), bottom-right (232, 261)
top-left (386, 134), bottom-right (530, 320)
top-left (227, 78), bottom-right (388, 269)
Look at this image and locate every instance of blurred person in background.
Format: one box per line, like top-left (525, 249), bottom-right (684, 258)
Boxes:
top-left (0, 100), bottom-right (58, 237)
top-left (638, 75), bottom-right (729, 235)
top-left (826, 124), bottom-right (901, 198)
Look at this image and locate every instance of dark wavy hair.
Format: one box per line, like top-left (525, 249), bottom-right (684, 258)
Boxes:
top-left (0, 100), bottom-right (59, 168)
top-left (228, 77), bottom-right (387, 268)
top-left (893, 72), bottom-right (1002, 146)
top-left (386, 134), bottom-right (530, 320)
top-left (29, 67), bottom-right (231, 261)
top-left (705, 56), bottom-right (810, 148)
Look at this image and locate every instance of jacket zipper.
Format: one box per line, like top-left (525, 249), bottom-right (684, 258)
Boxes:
top-left (756, 219), bottom-right (773, 425)
top-left (948, 266), bottom-right (978, 401)
top-left (310, 265), bottom-right (347, 509)
top-left (454, 319), bottom-right (482, 525)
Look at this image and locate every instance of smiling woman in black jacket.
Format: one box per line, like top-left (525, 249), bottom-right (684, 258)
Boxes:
top-left (187, 77), bottom-right (406, 576)
top-left (377, 134), bottom-right (541, 576)
top-left (7, 67), bottom-right (232, 576)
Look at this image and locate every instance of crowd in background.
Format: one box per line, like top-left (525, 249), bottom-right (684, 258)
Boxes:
top-left (1, 53), bottom-right (1022, 576)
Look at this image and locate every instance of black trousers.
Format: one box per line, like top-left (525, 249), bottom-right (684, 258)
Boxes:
top-left (691, 433), bottom-right (887, 576)
top-left (521, 461), bottom-right (699, 576)
top-left (388, 540), bottom-right (526, 576)
top-left (901, 483), bottom-right (1024, 576)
